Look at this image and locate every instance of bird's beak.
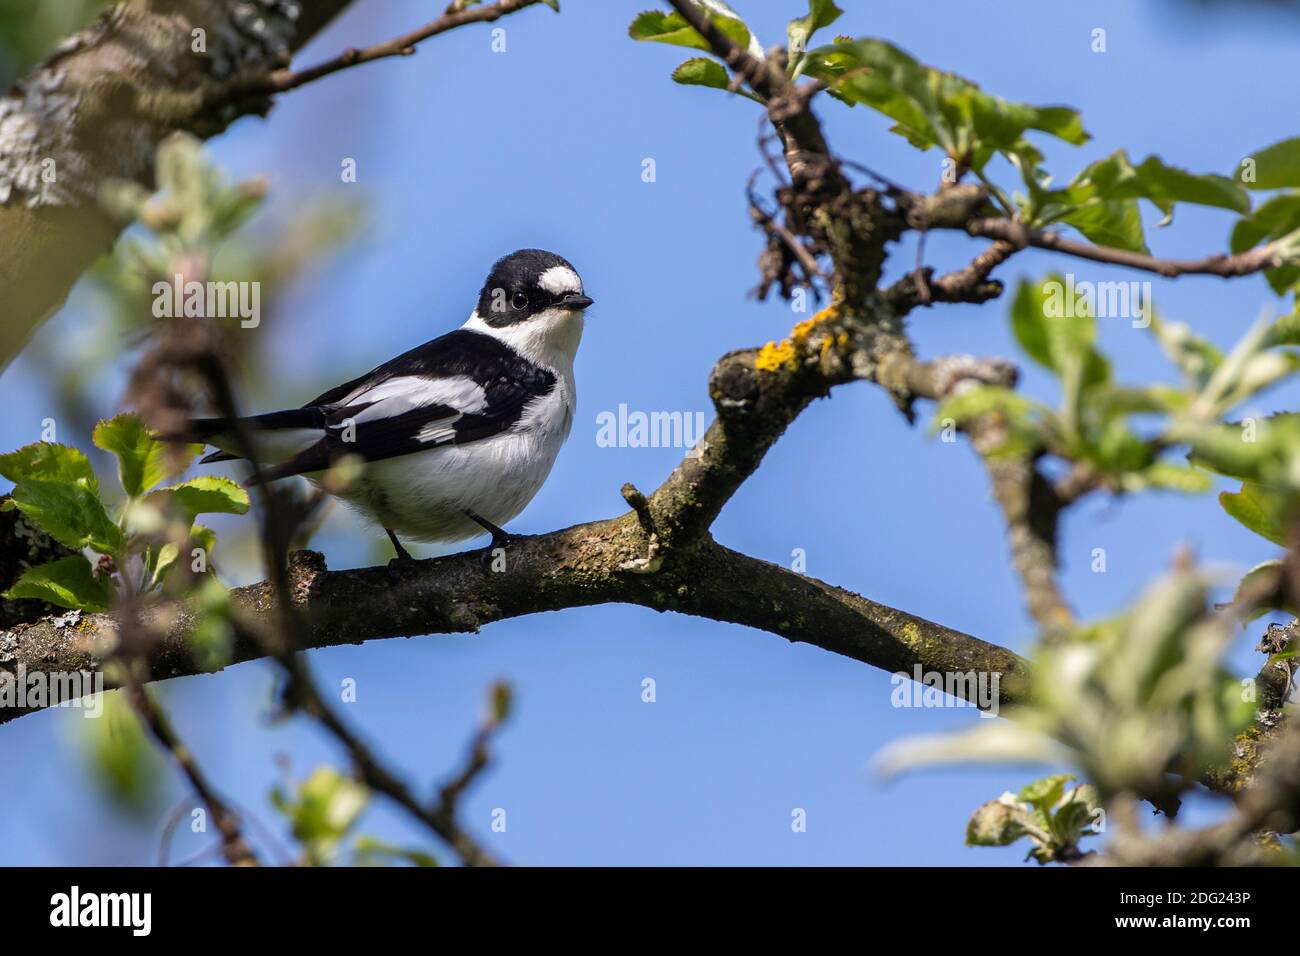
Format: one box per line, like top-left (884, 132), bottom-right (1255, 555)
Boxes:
top-left (557, 294), bottom-right (594, 311)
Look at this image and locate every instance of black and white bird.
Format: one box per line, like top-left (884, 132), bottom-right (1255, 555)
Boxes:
top-left (185, 249), bottom-right (592, 560)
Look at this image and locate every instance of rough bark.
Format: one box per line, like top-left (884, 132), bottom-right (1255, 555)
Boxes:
top-left (0, 502), bottom-right (1030, 726)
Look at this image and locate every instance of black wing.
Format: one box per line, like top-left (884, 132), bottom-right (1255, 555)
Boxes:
top-left (245, 330), bottom-right (555, 484)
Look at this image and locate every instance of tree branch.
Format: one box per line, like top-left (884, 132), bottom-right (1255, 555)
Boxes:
top-left (962, 217), bottom-right (1280, 279)
top-left (253, 0), bottom-right (550, 93)
top-left (0, 517), bottom-right (1029, 727)
top-left (0, 0), bottom-right (552, 370)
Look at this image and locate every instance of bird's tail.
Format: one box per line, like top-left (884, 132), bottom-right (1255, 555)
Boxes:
top-left (172, 408), bottom-right (328, 467)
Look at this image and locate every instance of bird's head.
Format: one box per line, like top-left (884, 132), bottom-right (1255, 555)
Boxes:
top-left (467, 249), bottom-right (592, 370)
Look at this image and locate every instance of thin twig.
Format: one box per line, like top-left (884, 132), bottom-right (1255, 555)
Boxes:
top-left (256, 0), bottom-right (549, 93)
top-left (121, 665), bottom-right (260, 867)
top-left (965, 217), bottom-right (1279, 279)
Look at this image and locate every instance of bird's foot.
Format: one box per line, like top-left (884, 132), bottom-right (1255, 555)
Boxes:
top-left (465, 510), bottom-right (512, 572)
top-left (385, 528), bottom-right (417, 572)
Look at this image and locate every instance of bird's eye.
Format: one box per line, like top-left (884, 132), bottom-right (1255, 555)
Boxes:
top-left (511, 291), bottom-right (529, 310)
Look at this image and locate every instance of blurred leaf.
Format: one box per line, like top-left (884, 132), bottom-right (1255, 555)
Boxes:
top-left (1085, 418), bottom-right (1153, 473)
top-left (1010, 276), bottom-right (1111, 387)
top-left (82, 695), bottom-right (163, 815)
top-left (93, 413), bottom-right (199, 498)
top-left (1064, 200), bottom-right (1146, 253)
top-left (1240, 137), bottom-right (1300, 190)
top-left (1121, 462), bottom-right (1213, 494)
top-left (787, 0), bottom-right (842, 58)
top-left (671, 56), bottom-right (735, 92)
top-left (629, 8), bottom-right (753, 55)
top-left (876, 721), bottom-right (1060, 777)
top-left (3, 555), bottom-right (112, 612)
top-left (0, 442), bottom-right (98, 493)
top-left (352, 836), bottom-right (439, 868)
top-left (880, 566), bottom-right (1256, 802)
top-left (1077, 151), bottom-right (1248, 219)
top-left (4, 479), bottom-right (123, 554)
top-left (1018, 773), bottom-right (1074, 811)
top-left (1219, 483), bottom-right (1296, 545)
top-left (146, 476), bottom-right (249, 523)
top-left (1230, 193), bottom-right (1300, 295)
top-left (966, 798), bottom-right (1035, 847)
top-left (801, 38), bottom-right (1087, 166)
top-left (1148, 314), bottom-right (1224, 389)
top-left (1231, 560), bottom-right (1294, 622)
top-left (1266, 306), bottom-right (1300, 347)
top-left (932, 384), bottom-right (1054, 459)
top-left (0, 0), bottom-right (114, 83)
top-left (967, 776), bottom-right (1099, 863)
top-left (272, 767), bottom-right (370, 866)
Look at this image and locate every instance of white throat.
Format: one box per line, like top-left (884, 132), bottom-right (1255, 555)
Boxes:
top-left (462, 307), bottom-right (585, 376)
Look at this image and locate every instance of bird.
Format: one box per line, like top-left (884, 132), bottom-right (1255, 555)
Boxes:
top-left (183, 249), bottom-right (593, 561)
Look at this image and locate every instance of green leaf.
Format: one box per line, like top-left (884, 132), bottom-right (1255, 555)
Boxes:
top-left (1028, 152), bottom-right (1245, 252)
top-left (1128, 155), bottom-right (1250, 216)
top-left (93, 413), bottom-right (201, 498)
top-left (1218, 483), bottom-right (1296, 545)
top-left (672, 57), bottom-right (732, 90)
top-left (147, 476), bottom-right (249, 522)
top-left (1073, 151), bottom-right (1249, 219)
top-left (84, 696), bottom-right (163, 812)
top-left (1018, 773), bottom-right (1075, 811)
top-left (352, 836), bottom-right (439, 868)
top-left (932, 385), bottom-right (1048, 428)
top-left (1085, 419), bottom-right (1154, 473)
top-left (1121, 462), bottom-right (1213, 494)
top-left (788, 0), bottom-right (843, 57)
top-left (0, 442), bottom-right (98, 494)
top-left (1182, 419), bottom-right (1290, 483)
top-left (966, 799), bottom-right (1034, 848)
top-left (1010, 276), bottom-right (1111, 386)
top-left (1230, 193), bottom-right (1300, 295)
top-left (1265, 306), bottom-right (1300, 347)
top-left (1061, 197), bottom-right (1147, 253)
top-left (273, 767), bottom-right (370, 865)
top-left (801, 38), bottom-right (1087, 167)
top-left (1231, 560), bottom-right (1295, 622)
top-left (629, 8), bottom-right (753, 55)
top-left (1240, 137), bottom-right (1300, 190)
top-left (3, 555), bottom-right (113, 612)
top-left (5, 479), bottom-right (124, 554)
top-left (932, 385), bottom-right (1054, 458)
top-left (1148, 313), bottom-right (1224, 389)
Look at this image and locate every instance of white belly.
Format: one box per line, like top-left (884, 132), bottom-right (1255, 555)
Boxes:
top-left (325, 380), bottom-right (574, 543)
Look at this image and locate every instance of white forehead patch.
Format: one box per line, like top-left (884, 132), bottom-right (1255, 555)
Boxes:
top-left (537, 265), bottom-right (581, 295)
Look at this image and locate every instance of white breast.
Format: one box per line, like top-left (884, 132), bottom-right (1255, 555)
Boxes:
top-left (333, 368), bottom-right (576, 543)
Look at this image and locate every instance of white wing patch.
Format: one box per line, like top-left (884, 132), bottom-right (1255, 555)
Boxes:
top-left (335, 374), bottom-right (487, 424)
top-left (416, 414), bottom-right (464, 444)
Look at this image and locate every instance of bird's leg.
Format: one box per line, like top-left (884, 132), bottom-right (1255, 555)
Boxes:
top-left (385, 528), bottom-right (414, 563)
top-left (464, 509), bottom-right (512, 550)
top-left (465, 509), bottom-right (513, 572)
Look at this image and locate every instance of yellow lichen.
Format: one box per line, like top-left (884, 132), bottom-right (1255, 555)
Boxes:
top-left (753, 295), bottom-right (845, 373)
top-left (755, 339), bottom-right (797, 372)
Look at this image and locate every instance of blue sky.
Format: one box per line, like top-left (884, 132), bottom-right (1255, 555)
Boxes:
top-left (1, 0), bottom-right (1297, 865)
